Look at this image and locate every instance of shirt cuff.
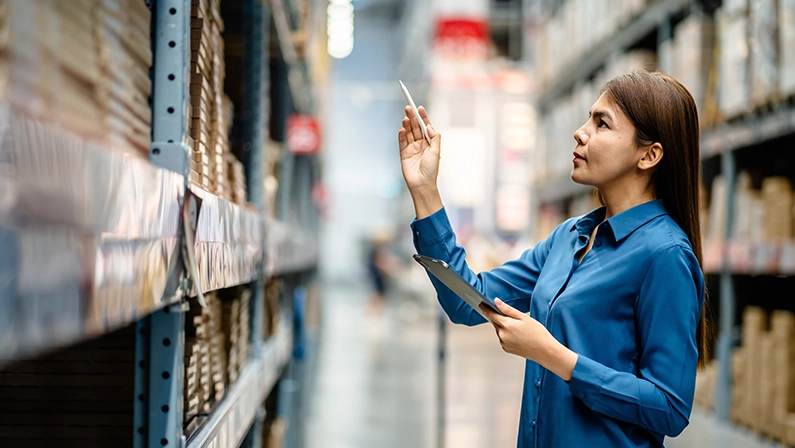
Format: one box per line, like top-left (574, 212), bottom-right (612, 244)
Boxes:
top-left (568, 354), bottom-right (608, 408)
top-left (410, 207), bottom-right (453, 249)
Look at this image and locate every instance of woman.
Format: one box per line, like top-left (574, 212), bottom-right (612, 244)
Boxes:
top-left (398, 71), bottom-right (706, 447)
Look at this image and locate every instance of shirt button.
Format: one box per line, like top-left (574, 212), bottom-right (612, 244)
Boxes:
top-left (531, 421), bottom-right (536, 428)
top-left (535, 380), bottom-right (541, 388)
top-left (580, 393), bottom-right (587, 399)
top-left (415, 231), bottom-right (420, 236)
top-left (594, 239), bottom-right (602, 248)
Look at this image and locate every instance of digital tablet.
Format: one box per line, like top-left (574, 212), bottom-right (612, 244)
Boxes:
top-left (412, 254), bottom-right (505, 320)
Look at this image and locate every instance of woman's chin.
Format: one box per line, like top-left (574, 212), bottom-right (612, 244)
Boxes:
top-left (570, 170), bottom-right (592, 186)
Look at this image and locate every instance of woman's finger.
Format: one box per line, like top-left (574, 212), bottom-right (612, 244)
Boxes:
top-left (402, 117), bottom-right (415, 144)
top-left (494, 298), bottom-right (524, 320)
top-left (480, 304), bottom-right (504, 327)
top-left (405, 106), bottom-right (424, 143)
top-left (398, 128), bottom-right (408, 150)
top-left (417, 106), bottom-right (438, 139)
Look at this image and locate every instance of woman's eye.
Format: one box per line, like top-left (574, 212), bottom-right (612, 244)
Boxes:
top-left (598, 119), bottom-right (608, 128)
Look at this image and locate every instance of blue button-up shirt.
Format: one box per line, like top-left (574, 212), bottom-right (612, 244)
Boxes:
top-left (411, 199), bottom-right (704, 448)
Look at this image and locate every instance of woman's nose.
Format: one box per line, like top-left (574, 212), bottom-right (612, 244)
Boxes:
top-left (573, 128), bottom-right (588, 146)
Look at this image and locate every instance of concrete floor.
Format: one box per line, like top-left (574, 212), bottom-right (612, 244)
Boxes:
top-left (305, 281), bottom-right (784, 448)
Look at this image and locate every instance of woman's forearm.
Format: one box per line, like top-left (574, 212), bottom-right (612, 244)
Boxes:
top-left (410, 186), bottom-right (443, 219)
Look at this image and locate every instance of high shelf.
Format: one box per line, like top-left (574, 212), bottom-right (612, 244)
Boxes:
top-left (531, 0), bottom-right (795, 445)
top-left (0, 0), bottom-right (322, 447)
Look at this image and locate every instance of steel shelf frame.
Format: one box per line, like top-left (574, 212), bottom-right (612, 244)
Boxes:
top-left (137, 0), bottom-right (308, 446)
top-left (136, 1), bottom-right (192, 448)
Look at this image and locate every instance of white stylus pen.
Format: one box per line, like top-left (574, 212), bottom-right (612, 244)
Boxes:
top-left (399, 80), bottom-right (431, 144)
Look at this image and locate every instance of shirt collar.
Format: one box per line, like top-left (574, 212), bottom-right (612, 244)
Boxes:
top-left (570, 199), bottom-right (668, 242)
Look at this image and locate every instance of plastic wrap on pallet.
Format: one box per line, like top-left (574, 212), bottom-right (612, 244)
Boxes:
top-left (718, 9), bottom-right (750, 120)
top-left (191, 186), bottom-right (262, 293)
top-left (749, 0), bottom-right (778, 107)
top-left (265, 218), bottom-right (318, 275)
top-left (0, 107), bottom-right (183, 365)
top-left (780, 0), bottom-right (795, 96)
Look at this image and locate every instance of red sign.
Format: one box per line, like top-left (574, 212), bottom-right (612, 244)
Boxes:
top-left (286, 115), bottom-right (321, 155)
top-left (433, 18), bottom-right (489, 61)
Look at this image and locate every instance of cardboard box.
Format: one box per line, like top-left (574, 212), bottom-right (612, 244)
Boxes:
top-left (718, 10), bottom-right (750, 119)
top-left (780, 0), bottom-right (795, 96)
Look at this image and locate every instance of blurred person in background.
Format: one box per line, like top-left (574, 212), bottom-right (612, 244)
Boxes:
top-left (398, 70), bottom-right (706, 447)
top-left (366, 227), bottom-right (400, 313)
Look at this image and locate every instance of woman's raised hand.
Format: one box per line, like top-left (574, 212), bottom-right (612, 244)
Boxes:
top-left (398, 105), bottom-right (443, 218)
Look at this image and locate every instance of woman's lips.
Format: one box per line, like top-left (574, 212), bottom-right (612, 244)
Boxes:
top-left (573, 151), bottom-right (586, 162)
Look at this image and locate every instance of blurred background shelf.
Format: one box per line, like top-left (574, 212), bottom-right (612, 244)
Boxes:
top-left (701, 104), bottom-right (795, 159)
top-left (535, 0), bottom-right (690, 110)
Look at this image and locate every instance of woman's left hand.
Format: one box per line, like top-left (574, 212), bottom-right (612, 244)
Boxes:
top-left (480, 299), bottom-right (579, 381)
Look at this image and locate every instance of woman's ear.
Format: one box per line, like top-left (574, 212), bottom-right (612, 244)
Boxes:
top-left (638, 142), bottom-right (663, 171)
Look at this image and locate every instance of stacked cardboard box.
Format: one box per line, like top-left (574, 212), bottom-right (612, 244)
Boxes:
top-left (207, 292), bottom-right (226, 404)
top-left (96, 0), bottom-right (152, 155)
top-left (228, 153), bottom-right (247, 205)
top-left (53, 0), bottom-right (102, 138)
top-left (183, 292), bottom-right (227, 431)
top-left (717, 6), bottom-right (751, 120)
top-left (670, 15), bottom-right (715, 126)
top-left (731, 172), bottom-right (763, 241)
top-left (781, 0), bottom-right (795, 96)
top-left (264, 278), bottom-right (283, 339)
top-left (184, 304), bottom-right (208, 427)
top-left (222, 289), bottom-right (251, 384)
top-left (761, 177), bottom-right (794, 241)
top-left (731, 307), bottom-right (795, 443)
top-left (694, 360), bottom-right (718, 410)
top-left (188, 0), bottom-right (239, 201)
top-left (749, 0), bottom-right (779, 108)
top-left (4, 0), bottom-right (151, 156)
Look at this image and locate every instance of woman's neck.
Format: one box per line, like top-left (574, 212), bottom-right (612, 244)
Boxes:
top-left (599, 182), bottom-right (656, 220)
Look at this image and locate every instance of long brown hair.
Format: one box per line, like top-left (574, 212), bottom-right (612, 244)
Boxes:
top-left (601, 70), bottom-right (708, 368)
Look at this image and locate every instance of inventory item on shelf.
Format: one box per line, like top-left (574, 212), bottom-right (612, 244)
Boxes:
top-left (781, 0), bottom-right (795, 96)
top-left (749, 0), bottom-right (778, 109)
top-left (188, 0), bottom-right (248, 205)
top-left (4, 0), bottom-right (152, 156)
top-left (717, 7), bottom-right (750, 120)
top-left (668, 14), bottom-right (715, 126)
top-left (731, 307), bottom-right (795, 444)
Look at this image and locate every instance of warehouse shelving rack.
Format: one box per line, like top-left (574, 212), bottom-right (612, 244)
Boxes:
top-left (530, 0), bottom-right (795, 435)
top-left (0, 0), bottom-right (320, 446)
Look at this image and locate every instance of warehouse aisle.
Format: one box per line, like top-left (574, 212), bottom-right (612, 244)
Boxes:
top-left (305, 282), bottom-right (785, 448)
top-left (305, 281), bottom-right (525, 448)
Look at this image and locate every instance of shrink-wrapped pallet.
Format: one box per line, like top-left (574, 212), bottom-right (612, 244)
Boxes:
top-left (780, 0), bottom-right (795, 96)
top-left (718, 10), bottom-right (750, 120)
top-left (749, 0), bottom-right (778, 107)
